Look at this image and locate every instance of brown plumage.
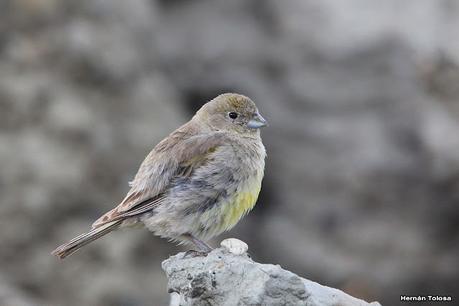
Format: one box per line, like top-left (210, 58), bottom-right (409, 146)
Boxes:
top-left (52, 93), bottom-right (267, 259)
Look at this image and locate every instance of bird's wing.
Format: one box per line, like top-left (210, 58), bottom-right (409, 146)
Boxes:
top-left (92, 124), bottom-right (229, 228)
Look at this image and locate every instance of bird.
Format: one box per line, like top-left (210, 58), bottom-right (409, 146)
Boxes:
top-left (52, 93), bottom-right (267, 259)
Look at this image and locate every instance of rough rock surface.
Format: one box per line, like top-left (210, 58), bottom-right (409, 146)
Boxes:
top-left (163, 239), bottom-right (381, 306)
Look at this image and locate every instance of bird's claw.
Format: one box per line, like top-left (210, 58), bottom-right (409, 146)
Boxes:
top-left (183, 249), bottom-right (210, 258)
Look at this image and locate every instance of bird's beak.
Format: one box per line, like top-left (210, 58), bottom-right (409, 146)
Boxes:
top-left (247, 112), bottom-right (268, 129)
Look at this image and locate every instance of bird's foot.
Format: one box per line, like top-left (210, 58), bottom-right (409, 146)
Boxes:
top-left (181, 233), bottom-right (214, 256)
top-left (183, 249), bottom-right (210, 258)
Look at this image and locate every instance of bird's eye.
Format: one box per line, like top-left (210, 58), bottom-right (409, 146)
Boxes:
top-left (228, 112), bottom-right (238, 119)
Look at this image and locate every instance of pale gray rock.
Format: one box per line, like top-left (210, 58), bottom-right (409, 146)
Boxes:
top-left (163, 240), bottom-right (381, 306)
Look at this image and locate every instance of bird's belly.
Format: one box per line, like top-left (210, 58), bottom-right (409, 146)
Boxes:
top-left (221, 188), bottom-right (259, 230)
top-left (196, 171), bottom-right (263, 238)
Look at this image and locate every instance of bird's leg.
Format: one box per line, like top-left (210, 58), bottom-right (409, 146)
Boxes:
top-left (182, 234), bottom-right (213, 257)
top-left (190, 235), bottom-right (213, 252)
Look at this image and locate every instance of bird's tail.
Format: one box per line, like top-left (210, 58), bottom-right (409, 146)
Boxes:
top-left (51, 220), bottom-right (122, 259)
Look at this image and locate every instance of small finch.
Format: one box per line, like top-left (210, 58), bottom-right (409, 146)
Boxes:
top-left (52, 93), bottom-right (267, 258)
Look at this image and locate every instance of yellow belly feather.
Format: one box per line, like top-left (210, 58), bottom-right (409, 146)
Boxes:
top-left (194, 158), bottom-right (265, 238)
top-left (220, 177), bottom-right (262, 231)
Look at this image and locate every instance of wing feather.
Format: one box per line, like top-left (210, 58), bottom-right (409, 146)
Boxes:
top-left (92, 122), bottom-right (228, 228)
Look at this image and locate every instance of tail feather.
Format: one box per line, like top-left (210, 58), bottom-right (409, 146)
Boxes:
top-left (52, 220), bottom-right (122, 259)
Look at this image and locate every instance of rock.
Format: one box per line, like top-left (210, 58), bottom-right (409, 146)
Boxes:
top-left (162, 240), bottom-right (381, 306)
top-left (220, 238), bottom-right (248, 255)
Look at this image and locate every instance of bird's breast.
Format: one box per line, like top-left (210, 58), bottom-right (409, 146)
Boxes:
top-left (178, 137), bottom-right (266, 239)
top-left (215, 139), bottom-right (265, 231)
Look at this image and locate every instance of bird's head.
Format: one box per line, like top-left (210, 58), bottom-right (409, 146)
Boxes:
top-left (195, 93), bottom-right (267, 135)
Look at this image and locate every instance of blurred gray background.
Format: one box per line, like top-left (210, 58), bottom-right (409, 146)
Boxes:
top-left (1, 0), bottom-right (459, 305)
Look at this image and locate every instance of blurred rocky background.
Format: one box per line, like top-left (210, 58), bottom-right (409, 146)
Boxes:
top-left (1, 0), bottom-right (459, 305)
